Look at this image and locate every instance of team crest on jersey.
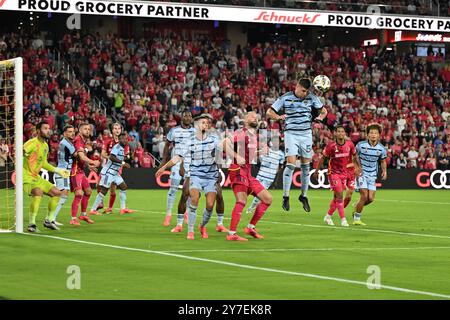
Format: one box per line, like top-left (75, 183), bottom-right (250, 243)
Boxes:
top-left (376, 150), bottom-right (381, 156)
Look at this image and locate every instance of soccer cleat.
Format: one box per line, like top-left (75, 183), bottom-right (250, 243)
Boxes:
top-left (244, 227), bottom-right (264, 239)
top-left (70, 219), bottom-right (80, 226)
top-left (171, 225), bottom-right (183, 233)
top-left (226, 233), bottom-right (248, 241)
top-left (54, 221), bottom-right (64, 227)
top-left (187, 232), bottom-right (195, 240)
top-left (198, 226), bottom-right (208, 239)
top-left (298, 195), bottom-right (311, 212)
top-left (104, 208), bottom-right (113, 214)
top-left (27, 224), bottom-right (39, 233)
top-left (79, 215), bottom-right (94, 224)
top-left (353, 220), bottom-right (366, 226)
top-left (163, 215), bottom-right (172, 227)
top-left (120, 208), bottom-right (135, 215)
top-left (282, 196), bottom-right (290, 211)
top-left (341, 219), bottom-right (350, 227)
top-left (89, 210), bottom-right (102, 216)
top-left (324, 215), bottom-right (334, 226)
top-left (43, 219), bottom-right (59, 231)
top-left (97, 203), bottom-right (104, 210)
top-left (216, 225), bottom-right (229, 233)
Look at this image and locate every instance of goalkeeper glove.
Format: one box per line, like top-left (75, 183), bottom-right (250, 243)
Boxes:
top-left (55, 168), bottom-right (70, 179)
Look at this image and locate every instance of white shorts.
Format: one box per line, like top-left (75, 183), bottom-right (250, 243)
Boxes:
top-left (189, 176), bottom-right (217, 194)
top-left (54, 175), bottom-right (70, 191)
top-left (357, 175), bottom-right (377, 191)
top-left (99, 173), bottom-right (124, 189)
top-left (284, 131), bottom-right (313, 158)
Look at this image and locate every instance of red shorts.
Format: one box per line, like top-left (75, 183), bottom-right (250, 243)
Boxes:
top-left (346, 168), bottom-right (356, 190)
top-left (229, 168), bottom-right (265, 196)
top-left (329, 173), bottom-right (347, 193)
top-left (70, 173), bottom-right (90, 192)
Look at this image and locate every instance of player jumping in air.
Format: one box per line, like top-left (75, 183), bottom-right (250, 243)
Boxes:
top-left (90, 133), bottom-right (133, 215)
top-left (161, 110), bottom-right (195, 228)
top-left (23, 122), bottom-right (70, 232)
top-left (223, 112), bottom-right (273, 241)
top-left (353, 123), bottom-right (388, 226)
top-left (156, 114), bottom-right (221, 240)
top-left (313, 125), bottom-right (360, 227)
top-left (52, 125), bottom-right (76, 226)
top-left (267, 76), bottom-right (327, 213)
top-left (70, 123), bottom-right (100, 226)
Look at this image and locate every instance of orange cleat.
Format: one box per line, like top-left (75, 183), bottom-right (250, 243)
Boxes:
top-left (163, 215), bottom-right (172, 227)
top-left (171, 225), bottom-right (183, 233)
top-left (89, 210), bottom-right (101, 216)
top-left (79, 215), bottom-right (94, 224)
top-left (198, 226), bottom-right (208, 239)
top-left (70, 219), bottom-right (80, 226)
top-left (187, 232), bottom-right (195, 240)
top-left (244, 227), bottom-right (264, 239)
top-left (120, 208), bottom-right (135, 215)
top-left (216, 225), bottom-right (229, 233)
top-left (183, 211), bottom-right (188, 224)
top-left (226, 233), bottom-right (248, 241)
top-left (104, 208), bottom-right (113, 214)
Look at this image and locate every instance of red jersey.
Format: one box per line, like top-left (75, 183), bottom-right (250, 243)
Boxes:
top-left (71, 135), bottom-right (89, 175)
top-left (229, 128), bottom-right (258, 172)
top-left (323, 140), bottom-right (356, 175)
top-left (103, 137), bottom-right (130, 157)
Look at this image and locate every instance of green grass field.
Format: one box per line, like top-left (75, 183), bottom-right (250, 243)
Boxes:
top-left (1, 189), bottom-right (449, 300)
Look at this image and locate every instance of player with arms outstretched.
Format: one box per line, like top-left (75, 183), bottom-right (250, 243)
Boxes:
top-left (353, 123), bottom-right (388, 226)
top-left (267, 76), bottom-right (327, 213)
top-left (70, 123), bottom-right (100, 226)
top-left (223, 112), bottom-right (273, 241)
top-left (313, 125), bottom-right (360, 227)
top-left (90, 133), bottom-right (133, 215)
top-left (23, 122), bottom-right (70, 232)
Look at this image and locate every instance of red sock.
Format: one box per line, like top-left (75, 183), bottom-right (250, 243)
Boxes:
top-left (71, 195), bottom-right (82, 217)
top-left (336, 198), bottom-right (345, 219)
top-left (229, 201), bottom-right (245, 232)
top-left (250, 201), bottom-right (270, 226)
top-left (109, 193), bottom-right (116, 209)
top-left (344, 197), bottom-right (351, 208)
top-left (81, 194), bottom-right (91, 213)
top-left (327, 199), bottom-right (336, 216)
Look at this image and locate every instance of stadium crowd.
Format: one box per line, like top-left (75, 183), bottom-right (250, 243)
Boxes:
top-left (0, 29), bottom-right (449, 170)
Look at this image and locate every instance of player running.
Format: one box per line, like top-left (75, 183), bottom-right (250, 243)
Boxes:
top-left (52, 125), bottom-right (76, 226)
top-left (161, 110), bottom-right (195, 228)
top-left (90, 133), bottom-right (133, 215)
top-left (223, 112), bottom-right (273, 241)
top-left (246, 141), bottom-right (284, 215)
top-left (267, 76), bottom-right (327, 213)
top-left (70, 123), bottom-right (100, 226)
top-left (313, 125), bottom-right (360, 227)
top-left (156, 114), bottom-right (220, 240)
top-left (23, 122), bottom-right (70, 232)
top-left (352, 123), bottom-right (388, 226)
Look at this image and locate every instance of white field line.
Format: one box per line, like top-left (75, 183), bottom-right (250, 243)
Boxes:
top-left (21, 233), bottom-right (450, 299)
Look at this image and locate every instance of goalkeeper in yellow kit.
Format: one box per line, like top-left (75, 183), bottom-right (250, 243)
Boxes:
top-left (23, 122), bottom-right (70, 232)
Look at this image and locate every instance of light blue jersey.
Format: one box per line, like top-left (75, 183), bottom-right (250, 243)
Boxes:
top-left (271, 91), bottom-right (323, 133)
top-left (257, 149), bottom-right (284, 184)
top-left (101, 143), bottom-right (125, 176)
top-left (181, 134), bottom-right (220, 181)
top-left (356, 140), bottom-right (387, 191)
top-left (167, 125), bottom-right (196, 158)
top-left (56, 138), bottom-right (76, 171)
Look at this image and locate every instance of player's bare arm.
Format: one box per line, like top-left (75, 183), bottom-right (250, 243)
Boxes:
top-left (160, 140), bottom-right (173, 167)
top-left (155, 155), bottom-right (182, 178)
top-left (315, 107), bottom-right (328, 122)
top-left (352, 154), bottom-right (362, 177)
top-left (222, 137), bottom-right (245, 165)
top-left (77, 150), bottom-right (100, 168)
top-left (312, 155), bottom-right (326, 181)
top-left (380, 159), bottom-right (387, 180)
top-left (266, 108), bottom-right (286, 121)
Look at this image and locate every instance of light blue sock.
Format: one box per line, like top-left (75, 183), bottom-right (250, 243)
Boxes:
top-left (91, 193), bottom-right (104, 212)
top-left (217, 213), bottom-right (224, 225)
top-left (300, 163), bottom-right (310, 197)
top-left (354, 213), bottom-right (361, 221)
top-left (248, 197), bottom-right (260, 213)
top-left (53, 195), bottom-right (68, 219)
top-left (188, 204), bottom-right (198, 233)
top-left (120, 190), bottom-right (126, 210)
top-left (201, 208), bottom-right (213, 227)
top-left (283, 164), bottom-right (295, 197)
top-left (166, 186), bottom-right (179, 216)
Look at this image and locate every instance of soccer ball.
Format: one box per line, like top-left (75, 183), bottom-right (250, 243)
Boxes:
top-left (313, 75), bottom-right (331, 93)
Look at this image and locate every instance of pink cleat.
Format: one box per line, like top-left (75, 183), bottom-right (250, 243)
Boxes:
top-left (163, 215), bottom-right (172, 227)
top-left (187, 232), bottom-right (195, 240)
top-left (171, 225), bottom-right (183, 233)
top-left (104, 208), bottom-right (113, 214)
top-left (79, 215), bottom-right (94, 224)
top-left (226, 233), bottom-right (248, 241)
top-left (244, 227), bottom-right (264, 239)
top-left (198, 226), bottom-right (208, 239)
top-left (216, 225), bottom-right (229, 233)
top-left (89, 210), bottom-right (101, 216)
top-left (70, 219), bottom-right (80, 226)
top-left (120, 208), bottom-right (135, 215)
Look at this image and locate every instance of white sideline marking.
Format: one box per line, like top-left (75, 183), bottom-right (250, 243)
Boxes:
top-left (21, 233), bottom-right (450, 299)
top-left (136, 210), bottom-right (450, 240)
top-left (163, 246), bottom-right (450, 253)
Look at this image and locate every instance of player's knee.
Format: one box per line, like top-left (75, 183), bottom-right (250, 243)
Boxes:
top-left (32, 189), bottom-right (44, 197)
top-left (285, 163), bottom-right (295, 171)
top-left (74, 190), bottom-right (83, 197)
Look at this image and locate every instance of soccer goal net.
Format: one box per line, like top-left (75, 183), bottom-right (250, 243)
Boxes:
top-left (0, 58), bottom-right (23, 233)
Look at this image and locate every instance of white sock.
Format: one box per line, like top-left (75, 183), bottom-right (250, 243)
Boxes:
top-left (247, 223), bottom-right (255, 229)
top-left (120, 190), bottom-right (126, 210)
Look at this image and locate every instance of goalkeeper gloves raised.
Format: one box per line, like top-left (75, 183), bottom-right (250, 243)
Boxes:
top-left (55, 168), bottom-right (70, 179)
